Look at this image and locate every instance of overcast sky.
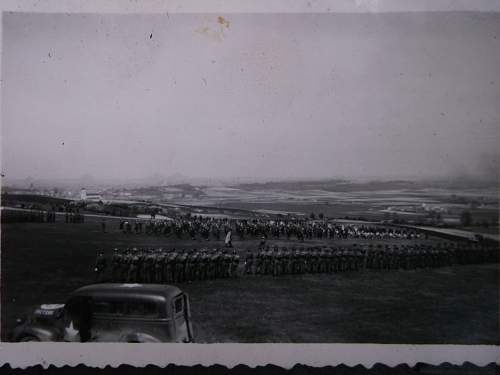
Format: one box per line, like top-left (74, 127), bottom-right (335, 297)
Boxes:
top-left (2, 12), bottom-right (499, 183)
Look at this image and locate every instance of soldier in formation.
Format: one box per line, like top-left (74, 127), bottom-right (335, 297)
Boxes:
top-left (1, 209), bottom-right (57, 223)
top-left (245, 246), bottom-right (365, 276)
top-left (243, 241), bottom-right (499, 275)
top-left (94, 250), bottom-right (107, 282)
top-left (118, 216), bottom-right (422, 242)
top-left (119, 217), bottom-right (228, 239)
top-left (45, 209), bottom-right (57, 222)
top-left (65, 209), bottom-right (84, 223)
top-left (104, 247), bottom-right (241, 284)
top-left (95, 240), bottom-right (498, 282)
top-left (363, 241), bottom-right (498, 270)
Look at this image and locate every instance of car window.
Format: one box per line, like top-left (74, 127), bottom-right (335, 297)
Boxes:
top-left (92, 300), bottom-right (115, 315)
top-left (92, 300), bottom-right (160, 318)
top-left (127, 301), bottom-right (159, 317)
top-left (174, 297), bottom-right (183, 315)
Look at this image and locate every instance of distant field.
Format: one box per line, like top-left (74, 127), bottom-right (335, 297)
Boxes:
top-left (1, 220), bottom-right (498, 343)
top-left (3, 183), bottom-right (498, 226)
top-left (177, 187), bottom-right (499, 225)
top-left (218, 201), bottom-right (381, 219)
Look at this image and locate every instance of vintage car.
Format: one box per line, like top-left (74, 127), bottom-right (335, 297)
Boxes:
top-left (11, 283), bottom-right (194, 343)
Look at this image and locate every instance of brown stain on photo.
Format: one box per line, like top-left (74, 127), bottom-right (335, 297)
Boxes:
top-left (217, 16), bottom-right (230, 28)
top-left (195, 17), bottom-right (231, 42)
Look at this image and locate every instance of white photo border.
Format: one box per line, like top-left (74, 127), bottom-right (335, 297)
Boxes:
top-left (0, 0), bottom-right (499, 369)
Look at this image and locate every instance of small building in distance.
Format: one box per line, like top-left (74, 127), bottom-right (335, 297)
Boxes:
top-left (80, 188), bottom-right (103, 202)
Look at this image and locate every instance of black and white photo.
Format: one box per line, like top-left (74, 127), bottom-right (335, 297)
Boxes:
top-left (0, 0), bottom-right (499, 368)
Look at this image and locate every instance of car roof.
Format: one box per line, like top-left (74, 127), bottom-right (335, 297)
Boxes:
top-left (70, 283), bottom-right (183, 302)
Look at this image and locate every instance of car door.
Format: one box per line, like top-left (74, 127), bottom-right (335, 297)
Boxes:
top-left (90, 298), bottom-right (171, 342)
top-left (116, 300), bottom-right (169, 342)
top-left (171, 294), bottom-right (190, 342)
top-left (183, 293), bottom-right (194, 342)
top-left (63, 296), bottom-right (92, 342)
top-left (89, 299), bottom-right (120, 341)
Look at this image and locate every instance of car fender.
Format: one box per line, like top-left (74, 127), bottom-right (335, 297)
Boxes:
top-left (14, 325), bottom-right (61, 342)
top-left (121, 332), bottom-right (162, 343)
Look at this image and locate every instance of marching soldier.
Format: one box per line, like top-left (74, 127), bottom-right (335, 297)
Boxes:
top-left (262, 247), bottom-right (271, 275)
top-left (185, 251), bottom-right (194, 281)
top-left (199, 249), bottom-right (209, 280)
top-left (94, 251), bottom-right (107, 282)
top-left (299, 247), bottom-right (307, 274)
top-left (309, 249), bottom-right (317, 273)
top-left (167, 249), bottom-right (178, 283)
top-left (292, 247), bottom-right (299, 274)
top-left (272, 247), bottom-right (281, 277)
top-left (255, 249), bottom-right (264, 275)
top-left (214, 249), bottom-right (223, 278)
top-left (283, 248), bottom-right (292, 275)
top-left (177, 250), bottom-right (188, 282)
top-left (208, 249), bottom-right (217, 280)
top-left (245, 249), bottom-right (254, 274)
top-left (225, 230), bottom-right (233, 248)
top-left (143, 250), bottom-right (155, 283)
top-left (154, 250), bottom-right (165, 283)
top-left (319, 248), bottom-right (327, 273)
top-left (333, 249), bottom-right (341, 272)
top-left (189, 250), bottom-right (199, 281)
top-left (340, 249), bottom-right (348, 272)
top-left (230, 250), bottom-right (240, 278)
top-left (127, 249), bottom-right (140, 283)
top-left (223, 250), bottom-right (232, 278)
top-left (121, 250), bottom-right (130, 281)
top-left (258, 236), bottom-right (266, 250)
top-left (326, 248), bottom-right (334, 273)
top-left (111, 248), bottom-right (122, 282)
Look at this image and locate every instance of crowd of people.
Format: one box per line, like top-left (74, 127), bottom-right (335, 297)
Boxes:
top-left (118, 216), bottom-right (422, 241)
top-left (93, 241), bottom-right (498, 283)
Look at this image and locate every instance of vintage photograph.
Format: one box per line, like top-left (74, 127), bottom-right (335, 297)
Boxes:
top-left (1, 10), bottom-right (499, 346)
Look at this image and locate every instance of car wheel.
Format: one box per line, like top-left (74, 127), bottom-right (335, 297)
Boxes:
top-left (19, 335), bottom-right (40, 342)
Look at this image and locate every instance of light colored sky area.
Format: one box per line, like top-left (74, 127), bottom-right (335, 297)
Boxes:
top-left (1, 12), bottom-right (499, 183)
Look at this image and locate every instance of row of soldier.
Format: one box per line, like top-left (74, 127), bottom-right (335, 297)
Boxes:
top-left (235, 221), bottom-right (422, 241)
top-left (119, 220), bottom-right (226, 240)
top-left (96, 248), bottom-right (241, 283)
top-left (65, 211), bottom-right (85, 223)
top-left (244, 246), bottom-right (364, 275)
top-left (246, 242), bottom-right (498, 275)
top-left (1, 209), bottom-right (55, 223)
top-left (118, 216), bottom-right (421, 241)
top-left (95, 241), bottom-right (498, 283)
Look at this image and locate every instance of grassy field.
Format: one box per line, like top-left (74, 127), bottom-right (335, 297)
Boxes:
top-left (1, 218), bottom-right (498, 343)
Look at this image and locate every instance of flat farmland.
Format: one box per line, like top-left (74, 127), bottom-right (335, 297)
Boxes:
top-left (1, 219), bottom-right (498, 343)
top-left (217, 201), bottom-right (383, 220)
top-left (175, 185), bottom-right (499, 225)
